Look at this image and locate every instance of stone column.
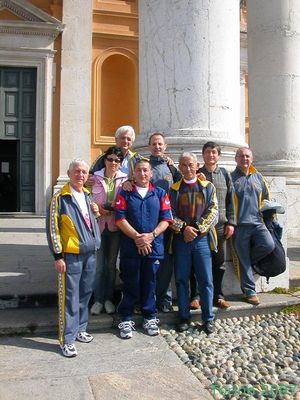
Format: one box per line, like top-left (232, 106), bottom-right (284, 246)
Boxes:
top-left (240, 73), bottom-right (246, 139)
top-left (135, 0), bottom-right (244, 165)
top-left (247, 0), bottom-right (300, 237)
top-left (247, 0), bottom-right (300, 174)
top-left (54, 0), bottom-right (92, 189)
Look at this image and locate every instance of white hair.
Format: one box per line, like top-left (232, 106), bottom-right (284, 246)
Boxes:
top-left (115, 125), bottom-right (136, 142)
top-left (68, 159), bottom-right (89, 172)
top-left (179, 152), bottom-right (198, 163)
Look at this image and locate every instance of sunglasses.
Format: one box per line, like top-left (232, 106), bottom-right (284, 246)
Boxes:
top-left (106, 157), bottom-right (121, 163)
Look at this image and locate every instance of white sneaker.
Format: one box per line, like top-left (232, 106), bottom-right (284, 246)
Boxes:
top-left (90, 302), bottom-right (103, 315)
top-left (118, 321), bottom-right (135, 339)
top-left (76, 331), bottom-right (94, 343)
top-left (104, 300), bottom-right (116, 314)
top-left (60, 343), bottom-right (78, 358)
top-left (143, 318), bottom-right (160, 336)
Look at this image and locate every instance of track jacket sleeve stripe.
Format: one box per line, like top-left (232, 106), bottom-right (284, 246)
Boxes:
top-left (48, 193), bottom-right (63, 255)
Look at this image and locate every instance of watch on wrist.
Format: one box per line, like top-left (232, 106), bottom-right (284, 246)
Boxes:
top-left (152, 230), bottom-right (158, 239)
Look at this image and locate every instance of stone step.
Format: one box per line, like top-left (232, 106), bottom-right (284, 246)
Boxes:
top-left (0, 216), bottom-right (55, 296)
top-left (0, 216), bottom-right (299, 297)
top-left (0, 292), bottom-right (299, 336)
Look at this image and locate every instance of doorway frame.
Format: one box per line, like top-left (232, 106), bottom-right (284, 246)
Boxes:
top-left (0, 52), bottom-right (54, 215)
top-left (0, 0), bottom-right (64, 214)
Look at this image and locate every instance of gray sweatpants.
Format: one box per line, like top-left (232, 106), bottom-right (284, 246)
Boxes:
top-left (233, 224), bottom-right (275, 296)
top-left (58, 251), bottom-right (96, 345)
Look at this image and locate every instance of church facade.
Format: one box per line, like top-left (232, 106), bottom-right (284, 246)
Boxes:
top-left (0, 0), bottom-right (299, 239)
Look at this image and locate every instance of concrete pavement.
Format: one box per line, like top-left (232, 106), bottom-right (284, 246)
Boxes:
top-left (0, 216), bottom-right (299, 399)
top-left (0, 330), bottom-right (214, 400)
top-left (1, 291), bottom-right (300, 400)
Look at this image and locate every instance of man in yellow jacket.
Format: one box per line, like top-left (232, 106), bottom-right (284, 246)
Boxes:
top-left (47, 159), bottom-right (101, 357)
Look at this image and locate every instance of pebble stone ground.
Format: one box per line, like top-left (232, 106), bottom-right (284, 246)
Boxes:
top-left (162, 312), bottom-right (300, 400)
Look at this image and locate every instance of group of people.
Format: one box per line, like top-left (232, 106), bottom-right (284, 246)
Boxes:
top-left (46, 125), bottom-right (275, 357)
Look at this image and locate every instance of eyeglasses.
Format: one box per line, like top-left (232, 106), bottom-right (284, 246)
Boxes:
top-left (106, 157), bottom-right (121, 163)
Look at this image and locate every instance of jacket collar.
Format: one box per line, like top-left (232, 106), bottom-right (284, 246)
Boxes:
top-left (149, 155), bottom-right (166, 164)
top-left (61, 182), bottom-right (89, 196)
top-left (132, 182), bottom-right (155, 192)
top-left (171, 177), bottom-right (210, 191)
top-left (94, 168), bottom-right (127, 180)
top-left (234, 164), bottom-right (257, 177)
top-left (200, 164), bottom-right (220, 174)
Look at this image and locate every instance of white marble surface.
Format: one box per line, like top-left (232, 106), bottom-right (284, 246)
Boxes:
top-left (137, 0), bottom-right (243, 161)
top-left (248, 0), bottom-right (300, 175)
top-left (56, 0), bottom-right (93, 188)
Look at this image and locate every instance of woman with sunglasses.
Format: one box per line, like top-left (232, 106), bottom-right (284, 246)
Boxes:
top-left (90, 146), bottom-right (127, 315)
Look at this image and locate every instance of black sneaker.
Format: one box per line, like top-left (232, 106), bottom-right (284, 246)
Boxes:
top-left (160, 305), bottom-right (174, 313)
top-left (177, 320), bottom-right (190, 332)
top-left (204, 320), bottom-right (215, 334)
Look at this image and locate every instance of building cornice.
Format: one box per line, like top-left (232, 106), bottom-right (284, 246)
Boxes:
top-left (0, 0), bottom-right (64, 39)
top-left (0, 20), bottom-right (63, 38)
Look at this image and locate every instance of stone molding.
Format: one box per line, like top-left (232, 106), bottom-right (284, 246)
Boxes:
top-left (0, 0), bottom-right (64, 39)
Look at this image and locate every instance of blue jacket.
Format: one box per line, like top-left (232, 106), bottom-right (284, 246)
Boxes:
top-left (115, 183), bottom-right (173, 259)
top-left (46, 183), bottom-right (101, 258)
top-left (231, 165), bottom-right (270, 225)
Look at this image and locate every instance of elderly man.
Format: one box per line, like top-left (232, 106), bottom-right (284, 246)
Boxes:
top-left (231, 147), bottom-right (275, 305)
top-left (190, 141), bottom-right (236, 310)
top-left (114, 159), bottom-right (173, 339)
top-left (90, 125), bottom-right (142, 179)
top-left (46, 159), bottom-right (101, 357)
top-left (170, 152), bottom-right (218, 334)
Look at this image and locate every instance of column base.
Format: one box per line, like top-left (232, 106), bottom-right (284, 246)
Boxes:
top-left (254, 161), bottom-right (300, 180)
top-left (134, 129), bottom-right (247, 168)
top-left (53, 175), bottom-right (69, 194)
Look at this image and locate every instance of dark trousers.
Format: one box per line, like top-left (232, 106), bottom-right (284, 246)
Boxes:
top-left (118, 257), bottom-right (160, 321)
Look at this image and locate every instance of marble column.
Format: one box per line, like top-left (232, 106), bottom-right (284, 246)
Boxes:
top-left (240, 73), bottom-right (246, 139)
top-left (247, 0), bottom-right (300, 237)
top-left (135, 0), bottom-right (244, 165)
top-left (54, 0), bottom-right (93, 190)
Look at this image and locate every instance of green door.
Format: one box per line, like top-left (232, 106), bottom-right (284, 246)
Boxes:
top-left (0, 67), bottom-right (36, 212)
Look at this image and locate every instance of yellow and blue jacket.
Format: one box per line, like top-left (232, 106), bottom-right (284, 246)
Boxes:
top-left (169, 178), bottom-right (219, 251)
top-left (46, 183), bottom-right (101, 259)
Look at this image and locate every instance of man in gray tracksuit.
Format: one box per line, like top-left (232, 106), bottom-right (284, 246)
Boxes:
top-left (47, 159), bottom-right (101, 357)
top-left (231, 148), bottom-right (275, 305)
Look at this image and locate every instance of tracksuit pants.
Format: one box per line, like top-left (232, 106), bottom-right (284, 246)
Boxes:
top-left (58, 251), bottom-right (96, 345)
top-left (118, 257), bottom-right (160, 321)
top-left (233, 224), bottom-right (275, 296)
